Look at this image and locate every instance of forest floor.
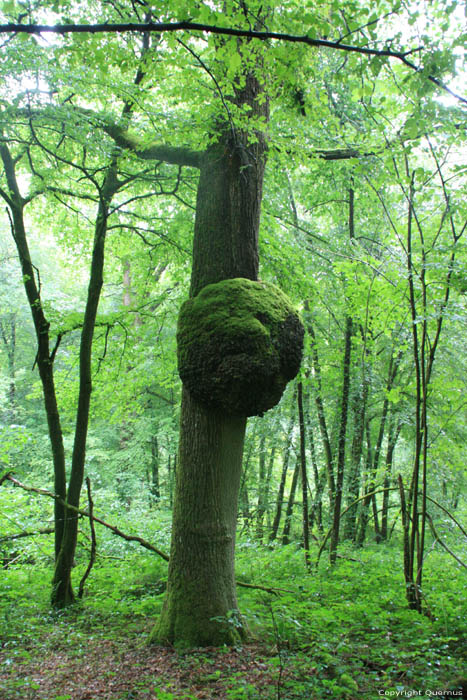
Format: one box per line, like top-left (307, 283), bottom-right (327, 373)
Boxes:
top-left (1, 541), bottom-right (466, 699)
top-left (0, 630), bottom-right (283, 699)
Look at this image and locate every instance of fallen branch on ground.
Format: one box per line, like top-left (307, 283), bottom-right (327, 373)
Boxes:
top-left (0, 471), bottom-right (11, 487)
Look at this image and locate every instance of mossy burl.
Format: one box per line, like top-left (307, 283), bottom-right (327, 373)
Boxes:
top-left (177, 278), bottom-right (304, 416)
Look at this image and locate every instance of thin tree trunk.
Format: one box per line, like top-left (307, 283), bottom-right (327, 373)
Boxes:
top-left (0, 144), bottom-right (67, 559)
top-left (0, 315), bottom-right (17, 422)
top-left (264, 444), bottom-right (276, 535)
top-left (52, 161), bottom-right (120, 607)
top-left (405, 175), bottom-right (423, 610)
top-left (308, 413), bottom-right (324, 534)
top-left (355, 419), bottom-right (373, 546)
top-left (329, 187), bottom-right (354, 564)
top-left (150, 434), bottom-right (160, 502)
top-left (298, 381), bottom-right (311, 570)
top-left (371, 491), bottom-right (381, 541)
top-left (329, 314), bottom-right (353, 565)
top-left (308, 320), bottom-right (335, 509)
top-left (256, 433), bottom-right (267, 541)
top-left (240, 423), bottom-right (257, 528)
top-left (282, 456), bottom-right (300, 545)
top-left (269, 397), bottom-right (295, 542)
top-left (343, 334), bottom-right (369, 540)
top-left (381, 416), bottom-right (402, 540)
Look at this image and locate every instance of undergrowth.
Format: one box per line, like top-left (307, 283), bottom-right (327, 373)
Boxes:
top-left (0, 538), bottom-right (465, 699)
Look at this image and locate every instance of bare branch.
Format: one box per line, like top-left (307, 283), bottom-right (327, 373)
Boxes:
top-left (78, 477), bottom-right (97, 598)
top-left (426, 513), bottom-right (466, 570)
top-left (4, 474), bottom-right (170, 561)
top-left (3, 474), bottom-right (300, 595)
top-left (104, 123), bottom-right (202, 168)
top-left (0, 527), bottom-right (54, 542)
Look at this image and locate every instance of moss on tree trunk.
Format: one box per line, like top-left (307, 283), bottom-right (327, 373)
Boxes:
top-left (151, 389), bottom-right (247, 647)
top-left (152, 65), bottom-right (269, 645)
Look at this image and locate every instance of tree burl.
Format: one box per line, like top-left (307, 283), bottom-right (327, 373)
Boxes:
top-left (177, 278), bottom-right (304, 416)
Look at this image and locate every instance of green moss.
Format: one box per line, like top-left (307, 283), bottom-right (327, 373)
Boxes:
top-left (151, 600), bottom-right (245, 648)
top-left (177, 278), bottom-right (304, 416)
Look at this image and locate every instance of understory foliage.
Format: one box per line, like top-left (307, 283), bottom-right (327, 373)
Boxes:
top-left (0, 0), bottom-right (466, 694)
top-left (0, 533), bottom-right (466, 699)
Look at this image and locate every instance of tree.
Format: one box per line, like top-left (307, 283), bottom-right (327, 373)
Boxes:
top-left (0, 140), bottom-right (68, 564)
top-left (378, 141), bottom-right (466, 611)
top-left (1, 0), bottom-right (465, 641)
top-left (82, 3), bottom-right (305, 648)
top-left (0, 19), bottom-right (158, 605)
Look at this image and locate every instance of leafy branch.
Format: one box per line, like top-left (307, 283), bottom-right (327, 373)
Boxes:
top-left (0, 20), bottom-right (464, 104)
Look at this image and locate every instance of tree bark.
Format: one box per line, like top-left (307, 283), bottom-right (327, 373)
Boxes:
top-left (329, 314), bottom-right (353, 564)
top-left (306, 390), bottom-right (324, 534)
top-left (151, 62), bottom-right (268, 645)
top-left (308, 320), bottom-right (335, 509)
top-left (381, 415), bottom-right (401, 540)
top-left (51, 161), bottom-right (119, 607)
top-left (343, 332), bottom-right (369, 540)
top-left (264, 444), bottom-right (276, 535)
top-left (153, 388), bottom-right (247, 646)
top-left (0, 143), bottom-right (67, 559)
top-left (256, 433), bottom-right (267, 542)
top-left (282, 456), bottom-right (300, 545)
top-left (297, 382), bottom-right (311, 569)
top-left (150, 434), bottom-right (161, 503)
top-left (329, 188), bottom-right (354, 563)
top-left (269, 395), bottom-right (295, 542)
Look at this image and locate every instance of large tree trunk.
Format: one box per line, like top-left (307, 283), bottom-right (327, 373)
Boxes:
top-left (154, 389), bottom-right (247, 646)
top-left (152, 66), bottom-right (268, 645)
